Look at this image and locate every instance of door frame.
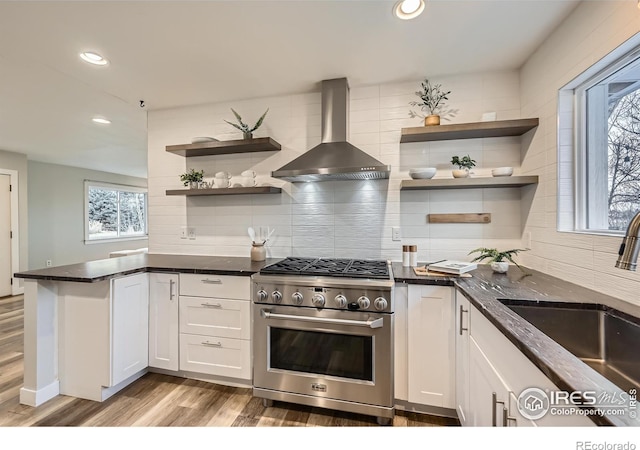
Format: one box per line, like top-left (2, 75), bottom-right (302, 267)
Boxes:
top-left (0, 169), bottom-right (21, 296)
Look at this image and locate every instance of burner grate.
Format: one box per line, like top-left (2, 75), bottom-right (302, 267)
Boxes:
top-left (260, 257), bottom-right (390, 279)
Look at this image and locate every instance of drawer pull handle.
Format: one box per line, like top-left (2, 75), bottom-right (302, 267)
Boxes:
top-left (202, 341), bottom-right (222, 347)
top-left (169, 279), bottom-right (176, 300)
top-left (201, 302), bottom-right (223, 308)
top-left (201, 278), bottom-right (222, 284)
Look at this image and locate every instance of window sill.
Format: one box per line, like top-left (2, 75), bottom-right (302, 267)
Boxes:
top-left (84, 236), bottom-right (149, 245)
top-left (558, 229), bottom-right (624, 238)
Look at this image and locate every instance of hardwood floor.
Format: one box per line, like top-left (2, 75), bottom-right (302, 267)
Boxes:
top-left (0, 294), bottom-right (459, 427)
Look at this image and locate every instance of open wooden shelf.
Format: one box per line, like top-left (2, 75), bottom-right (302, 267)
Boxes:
top-left (166, 186), bottom-right (282, 196)
top-left (166, 137), bottom-right (281, 157)
top-left (400, 118), bottom-right (539, 143)
top-left (400, 175), bottom-right (538, 191)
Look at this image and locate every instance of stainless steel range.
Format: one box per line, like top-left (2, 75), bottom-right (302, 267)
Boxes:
top-left (251, 257), bottom-right (394, 425)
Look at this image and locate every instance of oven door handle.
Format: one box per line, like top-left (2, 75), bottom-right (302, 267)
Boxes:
top-left (260, 309), bottom-right (384, 329)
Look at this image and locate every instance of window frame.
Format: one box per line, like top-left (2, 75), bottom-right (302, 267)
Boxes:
top-left (84, 180), bottom-right (149, 244)
top-left (560, 33), bottom-right (640, 237)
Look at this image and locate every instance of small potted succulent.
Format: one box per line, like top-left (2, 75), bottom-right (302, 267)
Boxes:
top-left (224, 108), bottom-right (269, 139)
top-left (409, 78), bottom-right (451, 126)
top-left (468, 247), bottom-right (530, 274)
top-left (180, 168), bottom-right (204, 189)
top-left (451, 155), bottom-right (476, 178)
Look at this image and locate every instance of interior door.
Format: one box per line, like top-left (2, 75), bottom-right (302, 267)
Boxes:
top-left (0, 174), bottom-right (11, 297)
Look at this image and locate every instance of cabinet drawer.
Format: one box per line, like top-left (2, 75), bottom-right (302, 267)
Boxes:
top-left (179, 333), bottom-right (251, 380)
top-left (179, 274), bottom-right (250, 300)
top-left (179, 296), bottom-right (250, 339)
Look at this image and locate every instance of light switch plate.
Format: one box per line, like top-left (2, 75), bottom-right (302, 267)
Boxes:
top-left (180, 226), bottom-right (188, 239)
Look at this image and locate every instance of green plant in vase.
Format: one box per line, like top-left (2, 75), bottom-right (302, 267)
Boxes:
top-left (409, 78), bottom-right (451, 126)
top-left (450, 155), bottom-right (476, 178)
top-left (180, 168), bottom-right (204, 189)
top-left (224, 108), bottom-right (269, 139)
top-left (468, 247), bottom-right (530, 274)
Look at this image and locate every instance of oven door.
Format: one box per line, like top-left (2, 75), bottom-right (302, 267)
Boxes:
top-left (253, 304), bottom-right (393, 408)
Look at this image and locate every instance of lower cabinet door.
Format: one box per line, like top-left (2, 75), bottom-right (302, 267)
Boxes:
top-left (179, 333), bottom-right (251, 380)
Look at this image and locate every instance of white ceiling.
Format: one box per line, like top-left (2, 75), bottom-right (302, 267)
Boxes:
top-left (0, 0), bottom-right (581, 179)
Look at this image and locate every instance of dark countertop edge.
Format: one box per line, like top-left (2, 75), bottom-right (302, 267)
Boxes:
top-left (14, 254), bottom-right (282, 283)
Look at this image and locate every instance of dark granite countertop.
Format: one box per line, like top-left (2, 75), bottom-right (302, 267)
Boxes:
top-left (395, 262), bottom-right (640, 427)
top-left (16, 256), bottom-right (640, 425)
top-left (14, 254), bottom-right (283, 283)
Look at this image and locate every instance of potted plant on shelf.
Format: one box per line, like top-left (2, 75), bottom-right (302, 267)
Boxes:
top-left (180, 168), bottom-right (204, 189)
top-left (224, 108), bottom-right (269, 140)
top-left (409, 78), bottom-right (451, 126)
top-left (451, 155), bottom-right (476, 178)
top-left (468, 247), bottom-right (530, 274)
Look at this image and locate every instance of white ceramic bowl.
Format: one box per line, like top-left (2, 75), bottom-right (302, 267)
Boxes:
top-left (409, 167), bottom-right (437, 179)
top-left (491, 167), bottom-right (513, 177)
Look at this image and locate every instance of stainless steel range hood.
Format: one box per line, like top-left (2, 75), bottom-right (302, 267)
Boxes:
top-left (271, 78), bottom-right (391, 182)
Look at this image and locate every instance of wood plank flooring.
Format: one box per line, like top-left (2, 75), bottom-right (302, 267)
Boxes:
top-left (0, 294), bottom-right (459, 427)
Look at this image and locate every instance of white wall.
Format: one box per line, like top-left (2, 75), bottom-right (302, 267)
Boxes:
top-left (0, 149), bottom-right (28, 289)
top-left (28, 161), bottom-right (148, 269)
top-left (148, 71), bottom-right (526, 263)
top-left (519, 0), bottom-right (640, 305)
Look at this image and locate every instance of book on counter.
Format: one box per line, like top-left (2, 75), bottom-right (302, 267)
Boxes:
top-left (427, 260), bottom-right (477, 275)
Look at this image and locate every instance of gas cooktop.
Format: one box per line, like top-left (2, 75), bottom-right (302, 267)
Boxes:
top-left (259, 257), bottom-right (390, 279)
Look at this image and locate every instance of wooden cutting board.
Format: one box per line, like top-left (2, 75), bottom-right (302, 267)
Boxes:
top-left (412, 266), bottom-right (473, 278)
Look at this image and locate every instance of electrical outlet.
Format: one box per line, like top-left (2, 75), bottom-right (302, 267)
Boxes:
top-left (46, 260), bottom-right (52, 267)
top-left (392, 227), bottom-right (401, 241)
top-left (187, 227), bottom-right (196, 240)
top-left (180, 226), bottom-right (188, 239)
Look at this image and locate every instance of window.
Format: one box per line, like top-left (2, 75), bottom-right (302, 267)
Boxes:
top-left (571, 40), bottom-right (640, 234)
top-left (85, 181), bottom-right (148, 242)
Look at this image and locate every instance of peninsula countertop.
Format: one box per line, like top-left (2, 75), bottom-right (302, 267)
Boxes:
top-left (14, 254), bottom-right (283, 283)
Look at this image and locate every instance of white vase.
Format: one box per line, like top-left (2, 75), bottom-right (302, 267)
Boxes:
top-left (491, 261), bottom-right (509, 273)
top-left (452, 169), bottom-right (469, 178)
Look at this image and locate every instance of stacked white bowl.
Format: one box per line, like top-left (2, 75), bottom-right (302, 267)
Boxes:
top-left (240, 170), bottom-right (257, 187)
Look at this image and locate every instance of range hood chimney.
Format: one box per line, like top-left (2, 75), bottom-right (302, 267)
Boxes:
top-left (271, 78), bottom-right (391, 182)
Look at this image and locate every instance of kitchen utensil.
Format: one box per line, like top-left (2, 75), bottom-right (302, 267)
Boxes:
top-left (263, 227), bottom-right (275, 244)
top-left (248, 227), bottom-right (256, 243)
top-left (409, 168), bottom-right (437, 179)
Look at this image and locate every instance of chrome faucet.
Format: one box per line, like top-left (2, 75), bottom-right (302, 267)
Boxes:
top-left (616, 211), bottom-right (640, 271)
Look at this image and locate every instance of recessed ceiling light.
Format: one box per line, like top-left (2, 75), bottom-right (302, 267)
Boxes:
top-left (80, 52), bottom-right (108, 66)
top-left (92, 117), bottom-right (111, 125)
top-left (394, 0), bottom-right (425, 20)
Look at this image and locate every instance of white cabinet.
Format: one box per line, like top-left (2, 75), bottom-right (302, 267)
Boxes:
top-left (406, 284), bottom-right (455, 408)
top-left (148, 273), bottom-right (179, 371)
top-left (111, 273), bottom-right (149, 386)
top-left (58, 273), bottom-right (149, 402)
top-left (457, 298), bottom-right (595, 427)
top-left (455, 291), bottom-right (470, 425)
top-left (178, 273), bottom-right (251, 382)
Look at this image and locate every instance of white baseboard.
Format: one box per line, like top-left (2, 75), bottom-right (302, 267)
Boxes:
top-left (19, 380), bottom-right (60, 407)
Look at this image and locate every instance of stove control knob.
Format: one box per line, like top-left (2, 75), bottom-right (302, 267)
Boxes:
top-left (374, 297), bottom-right (388, 311)
top-left (357, 296), bottom-right (370, 310)
top-left (334, 294), bottom-right (347, 308)
top-left (271, 291), bottom-right (283, 303)
top-left (311, 293), bottom-right (326, 308)
top-left (257, 289), bottom-right (268, 302)
top-left (291, 292), bottom-right (303, 305)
